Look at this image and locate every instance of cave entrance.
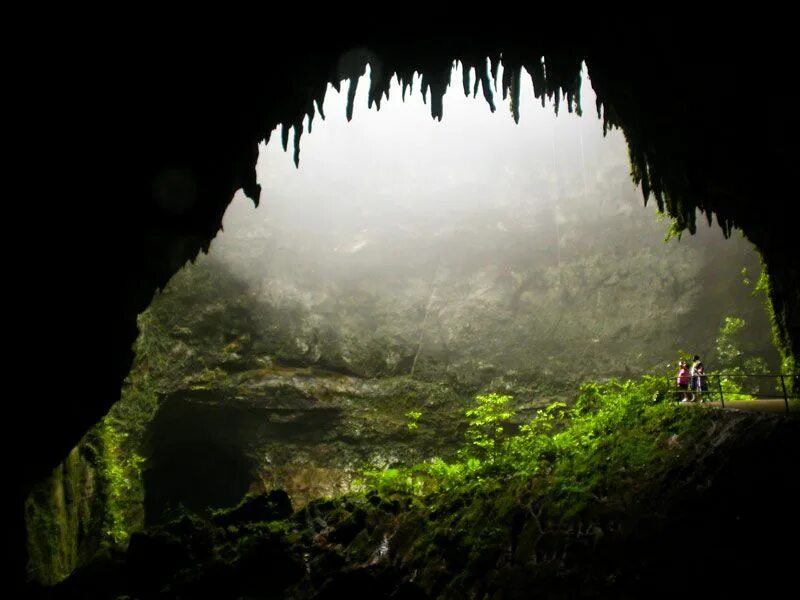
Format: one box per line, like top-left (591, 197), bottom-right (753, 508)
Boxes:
top-left (22, 51), bottom-right (792, 590)
top-left (143, 440), bottom-right (252, 524)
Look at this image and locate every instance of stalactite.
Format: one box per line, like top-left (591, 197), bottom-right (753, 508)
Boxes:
top-left (400, 73), bottom-right (413, 101)
top-left (490, 55), bottom-right (500, 89)
top-left (629, 143), bottom-right (651, 206)
top-left (527, 58), bottom-right (547, 107)
top-left (431, 86), bottom-right (443, 121)
top-left (566, 70), bottom-right (583, 116)
top-left (421, 65), bottom-right (452, 121)
top-left (346, 75), bottom-right (359, 122)
top-left (248, 130), bottom-right (271, 207)
top-left (306, 100), bottom-right (316, 134)
top-left (368, 60), bottom-right (388, 110)
top-left (293, 122), bottom-right (303, 167)
top-left (259, 47), bottom-right (754, 277)
top-left (379, 75), bottom-right (392, 109)
top-left (316, 85), bottom-right (328, 121)
top-left (509, 65), bottom-right (522, 124)
top-left (240, 141), bottom-right (261, 203)
top-left (649, 165), bottom-right (666, 218)
top-left (541, 56), bottom-right (561, 116)
top-left (478, 59), bottom-right (496, 112)
top-left (281, 123), bottom-right (290, 152)
top-left (268, 51), bottom-right (599, 170)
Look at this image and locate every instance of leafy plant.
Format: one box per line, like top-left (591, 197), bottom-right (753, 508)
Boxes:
top-left (356, 374), bottom-right (711, 519)
top-left (752, 267), bottom-right (796, 392)
top-left (715, 315), bottom-right (769, 398)
top-left (461, 393), bottom-right (514, 463)
top-left (405, 410), bottom-right (422, 431)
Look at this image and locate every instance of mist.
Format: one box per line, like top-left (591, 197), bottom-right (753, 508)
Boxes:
top-left (264, 66), bottom-right (614, 211)
top-left (224, 62), bottom-right (628, 271)
top-left (196, 61), bottom-right (772, 384)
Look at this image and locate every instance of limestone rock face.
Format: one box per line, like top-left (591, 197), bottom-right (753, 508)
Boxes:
top-left (141, 367), bottom-right (466, 519)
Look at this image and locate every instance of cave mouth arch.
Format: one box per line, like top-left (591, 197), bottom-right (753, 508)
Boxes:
top-left (16, 26), bottom-right (799, 590)
top-left (34, 33), bottom-right (796, 495)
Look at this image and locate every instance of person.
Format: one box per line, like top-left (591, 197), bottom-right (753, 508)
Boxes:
top-left (690, 355), bottom-right (702, 401)
top-left (692, 357), bottom-right (709, 401)
top-left (677, 360), bottom-right (691, 402)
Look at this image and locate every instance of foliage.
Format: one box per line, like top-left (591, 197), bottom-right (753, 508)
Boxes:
top-left (359, 376), bottom-right (710, 519)
top-left (356, 467), bottom-right (425, 497)
top-left (405, 410), bottom-right (422, 431)
top-left (656, 209), bottom-right (689, 243)
top-left (95, 416), bottom-right (145, 547)
top-left (460, 393), bottom-right (514, 462)
top-left (752, 266), bottom-right (797, 392)
top-left (716, 316), bottom-right (745, 365)
top-left (714, 315), bottom-right (769, 398)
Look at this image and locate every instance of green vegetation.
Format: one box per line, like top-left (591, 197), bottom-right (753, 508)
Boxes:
top-left (461, 393), bottom-right (514, 462)
top-left (752, 266), bottom-right (796, 391)
top-left (24, 447), bottom-right (88, 585)
top-left (359, 376), bottom-right (710, 517)
top-left (714, 315), bottom-right (770, 399)
top-left (657, 210), bottom-right (685, 242)
top-left (404, 410), bottom-right (422, 431)
top-left (94, 416), bottom-right (145, 547)
top-left (25, 414), bottom-right (146, 585)
top-left (72, 375), bottom-right (730, 599)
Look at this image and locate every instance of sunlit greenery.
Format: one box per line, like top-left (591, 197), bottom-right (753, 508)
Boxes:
top-left (752, 266), bottom-right (797, 392)
top-left (359, 376), bottom-right (710, 518)
top-left (405, 410), bottom-right (422, 431)
top-left (95, 416), bottom-right (144, 547)
top-left (715, 315), bottom-right (770, 399)
top-left (461, 393), bottom-right (514, 462)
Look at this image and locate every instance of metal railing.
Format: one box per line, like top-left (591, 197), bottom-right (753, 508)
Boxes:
top-left (667, 373), bottom-right (800, 415)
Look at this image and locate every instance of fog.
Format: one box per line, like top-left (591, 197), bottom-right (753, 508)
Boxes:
top-left (196, 61), bottom-right (771, 380)
top-left (223, 62), bottom-right (631, 269)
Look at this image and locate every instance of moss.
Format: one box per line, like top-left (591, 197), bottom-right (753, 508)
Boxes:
top-left (25, 439), bottom-right (105, 585)
top-left (755, 265), bottom-right (799, 388)
top-left (211, 490), bottom-right (293, 527)
top-left (95, 416), bottom-right (145, 549)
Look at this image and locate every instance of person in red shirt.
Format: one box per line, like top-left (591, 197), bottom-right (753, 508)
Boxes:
top-left (677, 360), bottom-right (692, 402)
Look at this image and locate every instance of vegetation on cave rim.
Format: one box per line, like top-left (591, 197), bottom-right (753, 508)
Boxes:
top-left (57, 375), bottom-right (725, 598)
top-left (356, 376), bottom-right (711, 510)
top-left (94, 416), bottom-right (145, 547)
top-left (751, 265), bottom-right (796, 380)
top-left (23, 416), bottom-right (145, 585)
